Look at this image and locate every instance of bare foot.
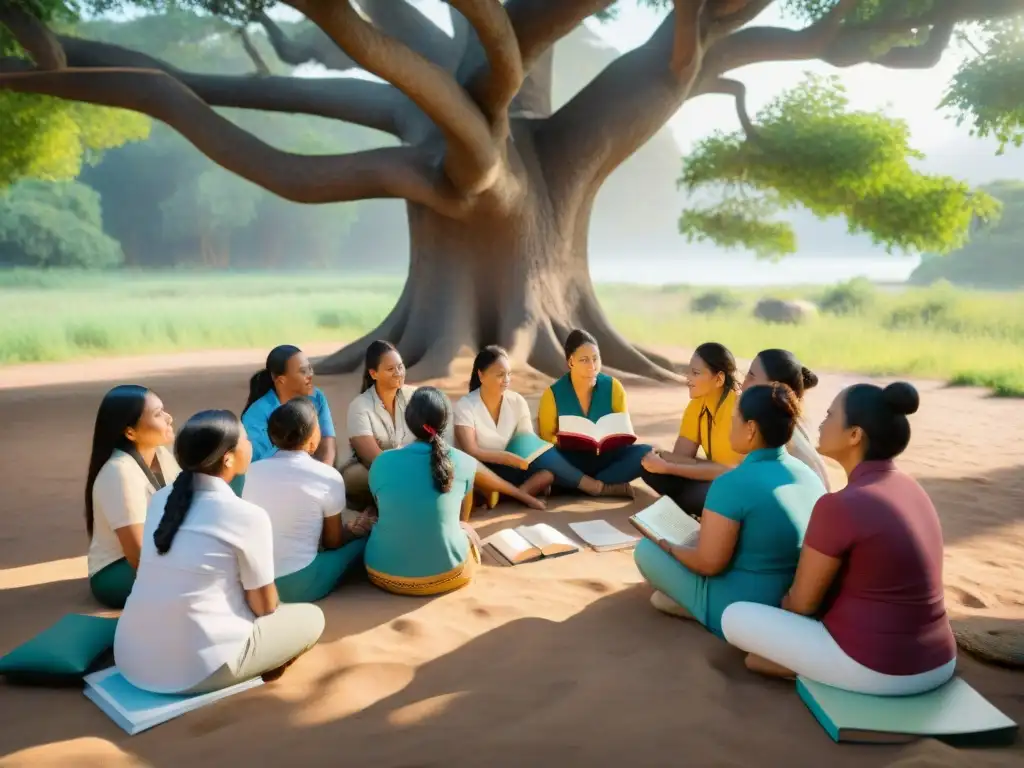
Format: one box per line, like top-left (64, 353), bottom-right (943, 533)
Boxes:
top-left (650, 590), bottom-right (693, 619)
top-left (578, 476), bottom-right (603, 496)
top-left (261, 646), bottom-right (314, 683)
top-left (744, 653), bottom-right (796, 680)
top-left (599, 482), bottom-right (635, 499)
top-left (520, 470), bottom-right (554, 498)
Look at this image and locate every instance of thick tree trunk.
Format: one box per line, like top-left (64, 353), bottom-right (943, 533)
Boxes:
top-left (316, 124), bottom-right (681, 383)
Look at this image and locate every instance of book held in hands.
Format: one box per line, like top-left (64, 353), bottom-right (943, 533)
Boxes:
top-left (556, 412), bottom-right (636, 454)
top-left (483, 523), bottom-right (580, 565)
top-left (629, 495), bottom-right (700, 548)
top-left (505, 432), bottom-right (554, 464)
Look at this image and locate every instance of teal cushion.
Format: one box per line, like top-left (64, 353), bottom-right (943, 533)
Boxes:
top-left (0, 614), bottom-right (118, 686)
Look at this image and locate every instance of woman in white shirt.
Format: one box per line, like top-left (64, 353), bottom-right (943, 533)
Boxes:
top-left (340, 340), bottom-right (419, 510)
top-left (243, 398), bottom-right (375, 603)
top-left (85, 384), bottom-right (180, 609)
top-left (741, 349), bottom-right (832, 490)
top-left (454, 346), bottom-right (601, 505)
top-left (114, 410), bottom-right (325, 695)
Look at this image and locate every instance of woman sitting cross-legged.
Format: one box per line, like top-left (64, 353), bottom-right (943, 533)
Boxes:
top-left (365, 387), bottom-right (545, 596)
top-left (741, 348), bottom-right (831, 490)
top-left (634, 383), bottom-right (826, 637)
top-left (114, 410), bottom-right (325, 695)
top-left (640, 342), bottom-right (744, 519)
top-left (86, 384), bottom-right (180, 609)
top-left (339, 340), bottom-right (419, 512)
top-left (456, 345), bottom-right (606, 505)
top-left (536, 329), bottom-right (653, 498)
top-left (237, 344), bottom-right (338, 495)
top-left (242, 398), bottom-right (374, 603)
top-left (721, 381), bottom-right (957, 696)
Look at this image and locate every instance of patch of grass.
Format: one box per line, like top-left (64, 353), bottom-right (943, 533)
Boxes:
top-left (1, 270), bottom-right (1022, 397)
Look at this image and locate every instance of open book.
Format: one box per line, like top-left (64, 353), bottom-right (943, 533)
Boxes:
top-left (505, 432), bottom-right (554, 464)
top-left (556, 412), bottom-right (636, 454)
top-left (483, 523), bottom-right (579, 565)
top-left (83, 666), bottom-right (263, 735)
top-left (568, 520), bottom-right (639, 552)
top-left (629, 495), bottom-right (700, 548)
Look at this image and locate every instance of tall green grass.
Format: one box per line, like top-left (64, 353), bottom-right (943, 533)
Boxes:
top-left (2, 269), bottom-right (1022, 396)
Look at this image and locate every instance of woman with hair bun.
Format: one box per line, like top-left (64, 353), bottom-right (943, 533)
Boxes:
top-left (238, 345), bottom-right (338, 493)
top-left (741, 348), bottom-right (831, 489)
top-left (365, 387), bottom-right (546, 596)
top-left (242, 398), bottom-right (373, 603)
top-left (114, 410), bottom-right (325, 695)
top-left (635, 383), bottom-right (826, 637)
top-left (723, 381), bottom-right (957, 697)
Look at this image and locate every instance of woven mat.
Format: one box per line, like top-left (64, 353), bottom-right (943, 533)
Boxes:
top-left (953, 617), bottom-right (1024, 669)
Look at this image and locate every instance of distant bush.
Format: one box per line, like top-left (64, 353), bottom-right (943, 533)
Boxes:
top-left (883, 283), bottom-right (958, 331)
top-left (818, 278), bottom-right (876, 316)
top-left (691, 289), bottom-right (742, 314)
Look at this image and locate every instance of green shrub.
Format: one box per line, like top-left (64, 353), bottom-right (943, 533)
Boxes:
top-left (818, 277), bottom-right (876, 316)
top-left (690, 289), bottom-right (742, 314)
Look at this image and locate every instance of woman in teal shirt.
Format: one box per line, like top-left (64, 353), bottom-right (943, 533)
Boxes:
top-left (365, 387), bottom-right (545, 596)
top-left (634, 383), bottom-right (826, 637)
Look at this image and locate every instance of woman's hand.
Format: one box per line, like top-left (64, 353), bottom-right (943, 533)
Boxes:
top-left (503, 452), bottom-right (529, 471)
top-left (642, 452), bottom-right (672, 475)
top-left (523, 494), bottom-right (546, 511)
top-left (347, 507), bottom-right (377, 539)
top-left (657, 538), bottom-right (682, 562)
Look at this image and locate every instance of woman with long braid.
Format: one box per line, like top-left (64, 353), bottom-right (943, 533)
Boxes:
top-left (364, 387), bottom-right (545, 596)
top-left (114, 410), bottom-right (324, 694)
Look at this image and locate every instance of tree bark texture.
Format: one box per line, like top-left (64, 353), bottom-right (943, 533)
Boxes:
top-left (3, 0), bottom-right (1019, 381)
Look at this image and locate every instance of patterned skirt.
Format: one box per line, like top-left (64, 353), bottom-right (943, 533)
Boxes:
top-left (367, 543), bottom-right (481, 597)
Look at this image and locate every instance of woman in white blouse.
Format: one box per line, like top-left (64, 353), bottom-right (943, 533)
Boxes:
top-left (454, 346), bottom-right (598, 504)
top-left (85, 384), bottom-right (180, 609)
top-left (741, 349), bottom-right (832, 490)
top-left (114, 410), bottom-right (324, 695)
top-left (243, 398), bottom-right (374, 603)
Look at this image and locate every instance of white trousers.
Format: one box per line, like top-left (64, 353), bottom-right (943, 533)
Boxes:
top-left (721, 602), bottom-right (957, 696)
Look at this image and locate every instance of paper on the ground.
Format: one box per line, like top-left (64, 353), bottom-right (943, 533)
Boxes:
top-left (631, 496), bottom-right (700, 547)
top-left (568, 520), bottom-right (639, 551)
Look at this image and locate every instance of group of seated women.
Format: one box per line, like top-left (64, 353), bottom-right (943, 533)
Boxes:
top-left (82, 330), bottom-right (954, 700)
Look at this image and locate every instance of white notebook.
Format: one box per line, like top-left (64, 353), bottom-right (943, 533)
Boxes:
top-left (483, 523), bottom-right (579, 565)
top-left (83, 666), bottom-right (264, 735)
top-left (629, 496), bottom-right (700, 547)
top-left (568, 520), bottom-right (639, 552)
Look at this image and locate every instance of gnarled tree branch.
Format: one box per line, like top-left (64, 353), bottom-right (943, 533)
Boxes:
top-left (539, 2), bottom-right (705, 208)
top-left (450, 0), bottom-right (523, 126)
top-left (357, 0), bottom-right (462, 71)
top-left (236, 26), bottom-right (270, 75)
top-left (256, 12), bottom-right (356, 71)
top-left (672, 0), bottom-right (706, 77)
top-left (825, 17), bottom-right (957, 69)
top-left (703, 76), bottom-right (762, 142)
top-left (54, 35), bottom-right (411, 137)
top-left (0, 66), bottom-right (462, 213)
top-left (286, 0), bottom-right (498, 193)
top-left (503, 0), bottom-right (616, 73)
top-left (0, 1), bottom-right (65, 70)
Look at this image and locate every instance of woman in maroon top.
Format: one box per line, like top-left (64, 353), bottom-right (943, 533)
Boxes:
top-left (719, 381), bottom-right (957, 695)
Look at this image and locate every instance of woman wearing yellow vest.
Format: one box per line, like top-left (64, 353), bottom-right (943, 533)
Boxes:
top-left (641, 342), bottom-right (744, 517)
top-left (536, 329), bottom-right (653, 498)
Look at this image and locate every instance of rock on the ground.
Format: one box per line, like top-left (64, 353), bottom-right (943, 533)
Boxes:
top-left (753, 298), bottom-right (819, 325)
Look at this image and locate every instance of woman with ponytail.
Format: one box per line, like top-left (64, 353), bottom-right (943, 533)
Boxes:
top-left (634, 383), bottom-right (826, 638)
top-left (238, 345), bottom-right (337, 493)
top-left (723, 382), bottom-right (957, 697)
top-left (243, 398), bottom-right (374, 602)
top-left (85, 385), bottom-right (179, 608)
top-left (114, 410), bottom-right (324, 695)
top-left (741, 349), bottom-right (831, 490)
top-left (364, 387), bottom-right (546, 596)
top-left (641, 342), bottom-right (745, 518)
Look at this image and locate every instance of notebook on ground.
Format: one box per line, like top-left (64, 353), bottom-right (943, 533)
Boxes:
top-left (568, 520), bottom-right (639, 552)
top-left (483, 523), bottom-right (579, 565)
top-left (629, 496), bottom-right (700, 547)
top-left (505, 432), bottom-right (553, 464)
top-left (797, 676), bottom-right (1019, 746)
top-left (556, 413), bottom-right (636, 454)
top-left (83, 666), bottom-right (264, 735)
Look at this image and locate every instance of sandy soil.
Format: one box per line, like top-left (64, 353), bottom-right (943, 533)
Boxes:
top-left (0, 346), bottom-right (1021, 767)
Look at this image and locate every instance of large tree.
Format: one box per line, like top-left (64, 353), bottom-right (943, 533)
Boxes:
top-left (1, 0), bottom-right (1020, 379)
